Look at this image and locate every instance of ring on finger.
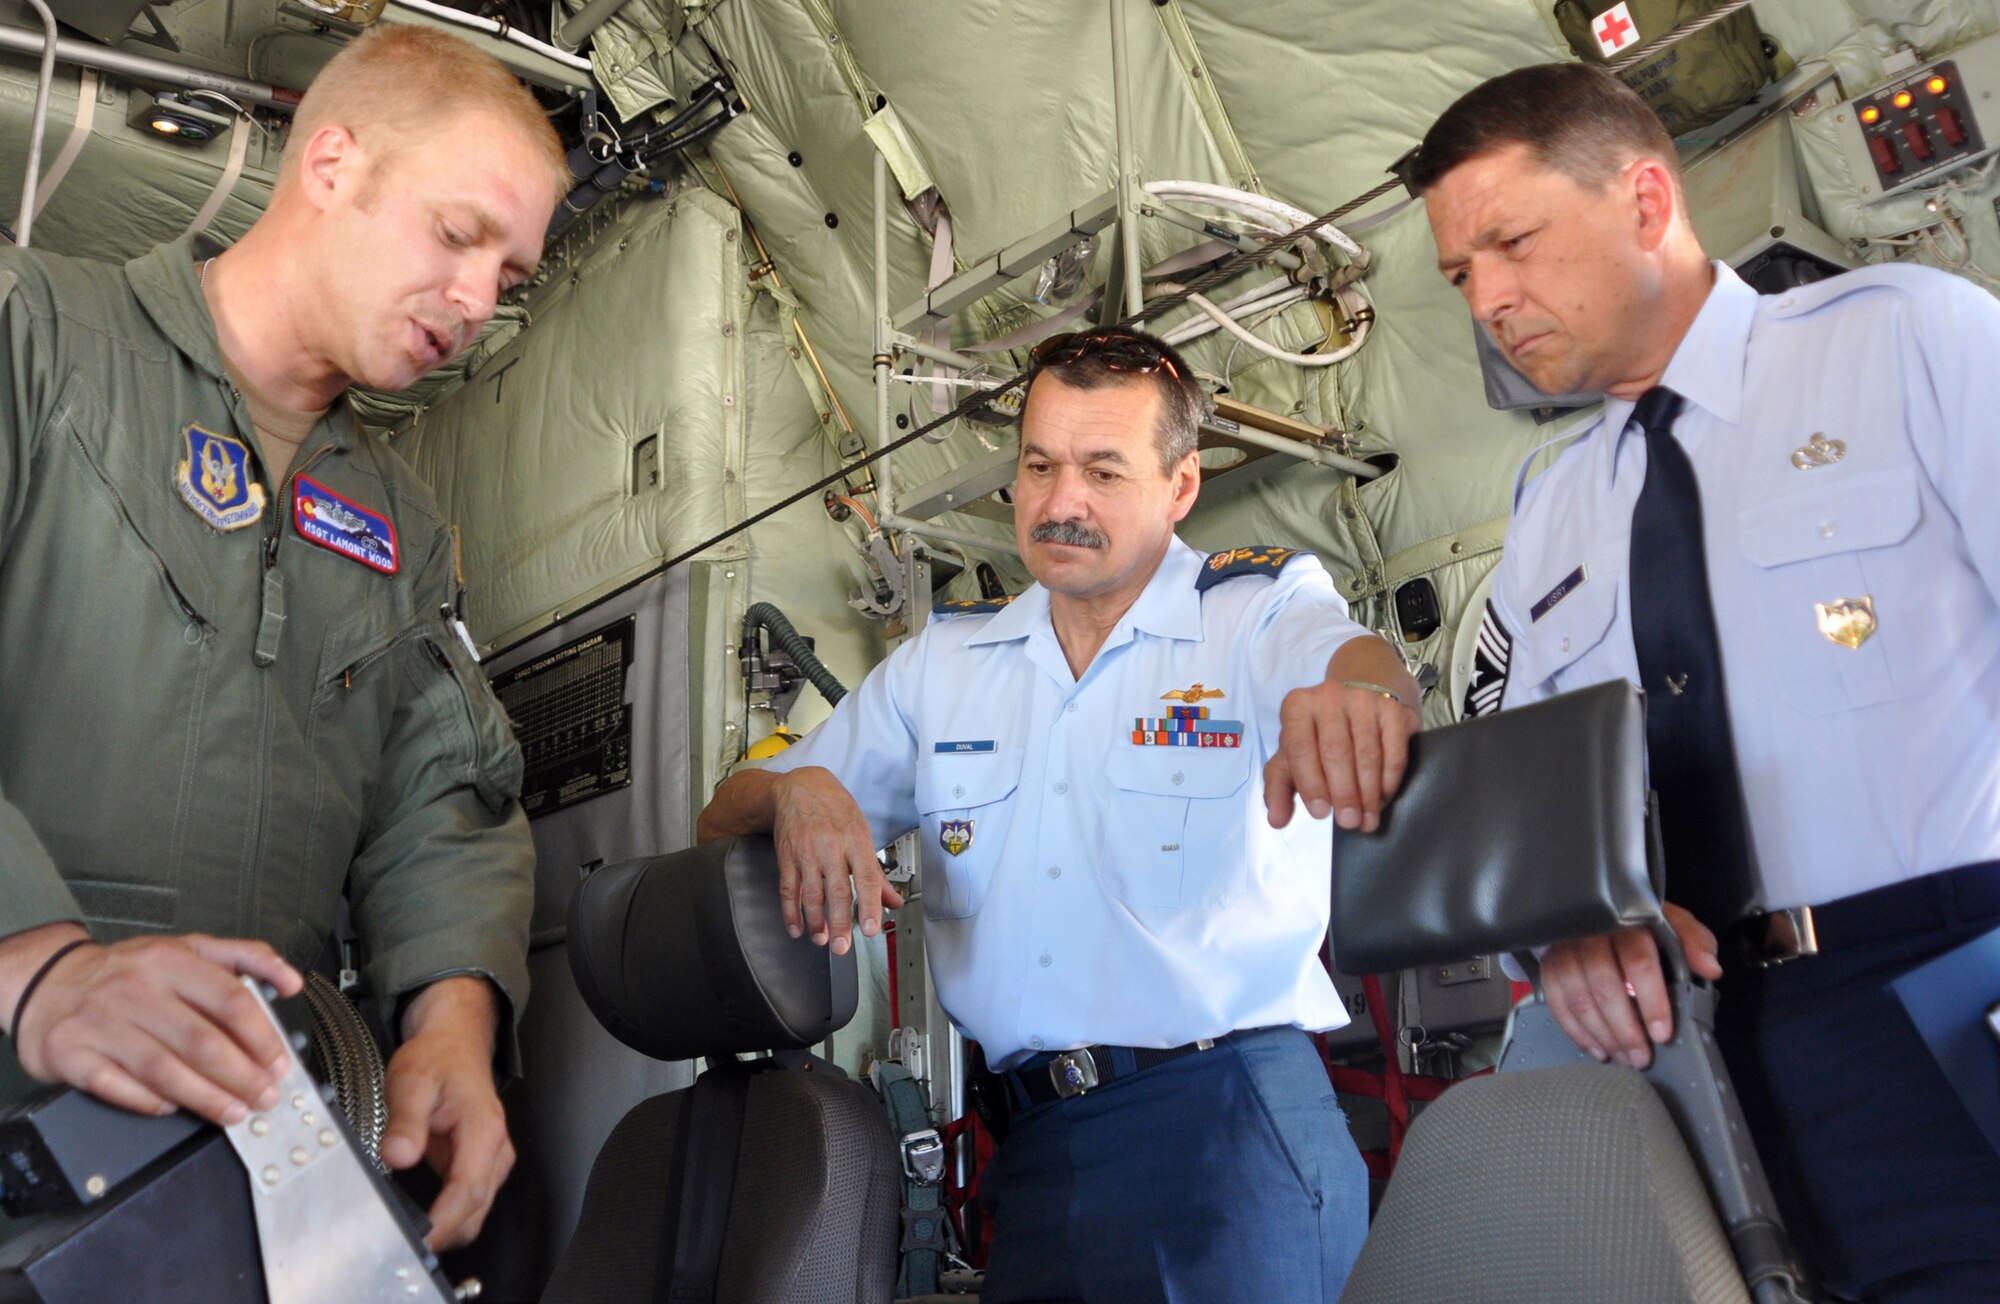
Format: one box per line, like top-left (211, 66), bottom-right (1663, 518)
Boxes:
top-left (1623, 981), bottom-right (1638, 998)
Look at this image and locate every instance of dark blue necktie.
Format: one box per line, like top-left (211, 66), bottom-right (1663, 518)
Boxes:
top-left (1626, 387), bottom-right (1757, 932)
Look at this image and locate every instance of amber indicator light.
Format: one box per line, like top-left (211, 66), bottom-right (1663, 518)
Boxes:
top-left (1893, 90), bottom-right (1915, 109)
top-left (1928, 75), bottom-right (1949, 94)
top-left (1861, 106), bottom-right (1882, 124)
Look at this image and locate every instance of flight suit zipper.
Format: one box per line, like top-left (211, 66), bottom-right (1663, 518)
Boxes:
top-left (252, 445), bottom-right (334, 668)
top-left (243, 440), bottom-right (334, 941)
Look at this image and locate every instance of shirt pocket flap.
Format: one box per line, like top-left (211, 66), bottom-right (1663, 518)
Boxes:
top-left (1740, 466), bottom-right (1921, 568)
top-left (1506, 574), bottom-right (1618, 689)
top-left (1106, 745), bottom-right (1251, 799)
top-left (915, 749), bottom-right (1024, 812)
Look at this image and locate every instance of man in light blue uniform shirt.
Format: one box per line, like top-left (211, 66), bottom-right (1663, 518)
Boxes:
top-left (1420, 63), bottom-right (2000, 1300)
top-left (698, 327), bottom-right (1420, 1303)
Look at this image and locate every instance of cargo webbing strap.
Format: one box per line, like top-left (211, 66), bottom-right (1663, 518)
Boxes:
top-left (1317, 974), bottom-right (1455, 1176)
top-left (871, 1060), bottom-right (944, 1295)
top-left (654, 1062), bottom-right (755, 1304)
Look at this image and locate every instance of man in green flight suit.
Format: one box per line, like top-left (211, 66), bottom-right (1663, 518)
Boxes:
top-left (0, 26), bottom-right (567, 1250)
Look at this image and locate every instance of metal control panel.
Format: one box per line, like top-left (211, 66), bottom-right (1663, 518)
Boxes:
top-left (1839, 36), bottom-right (2000, 199)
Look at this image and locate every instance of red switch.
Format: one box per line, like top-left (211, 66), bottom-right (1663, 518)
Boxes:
top-left (1938, 106), bottom-right (1968, 146)
top-left (1903, 121), bottom-right (1935, 160)
top-left (1870, 135), bottom-right (1901, 174)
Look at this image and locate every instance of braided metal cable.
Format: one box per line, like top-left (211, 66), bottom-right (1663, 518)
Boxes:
top-left (302, 971), bottom-right (389, 1171)
top-left (1608, 0), bottom-right (1758, 73)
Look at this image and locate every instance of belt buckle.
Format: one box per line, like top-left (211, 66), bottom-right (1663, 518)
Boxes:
top-left (1746, 905), bottom-right (1818, 967)
top-left (899, 1127), bottom-right (946, 1185)
top-left (1048, 1048), bottom-right (1100, 1099)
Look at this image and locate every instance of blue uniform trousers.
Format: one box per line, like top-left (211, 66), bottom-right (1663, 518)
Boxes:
top-left (1716, 867), bottom-right (2000, 1302)
top-left (978, 1027), bottom-right (1367, 1304)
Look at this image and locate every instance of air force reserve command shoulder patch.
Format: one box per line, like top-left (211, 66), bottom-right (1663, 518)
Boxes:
top-left (1195, 546), bottom-right (1300, 591)
top-left (293, 475), bottom-right (398, 574)
top-left (174, 424), bottom-right (267, 531)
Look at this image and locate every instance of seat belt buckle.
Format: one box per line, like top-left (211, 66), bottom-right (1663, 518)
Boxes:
top-left (900, 1128), bottom-right (946, 1185)
top-left (1745, 905), bottom-right (1818, 967)
top-left (1049, 1048), bottom-right (1100, 1099)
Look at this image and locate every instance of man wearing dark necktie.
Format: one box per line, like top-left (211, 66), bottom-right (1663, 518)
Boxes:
top-left (1417, 62), bottom-right (2000, 1301)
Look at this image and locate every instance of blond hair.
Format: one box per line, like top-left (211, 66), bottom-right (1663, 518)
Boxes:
top-left (281, 25), bottom-right (568, 204)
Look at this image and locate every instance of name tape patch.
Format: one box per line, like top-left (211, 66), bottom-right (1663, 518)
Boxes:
top-left (1530, 565), bottom-right (1587, 623)
top-left (294, 475), bottom-right (398, 574)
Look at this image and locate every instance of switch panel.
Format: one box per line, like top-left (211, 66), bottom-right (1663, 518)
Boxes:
top-left (1840, 40), bottom-right (2000, 200)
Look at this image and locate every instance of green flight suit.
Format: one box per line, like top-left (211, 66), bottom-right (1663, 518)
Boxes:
top-left (0, 233), bottom-right (535, 1103)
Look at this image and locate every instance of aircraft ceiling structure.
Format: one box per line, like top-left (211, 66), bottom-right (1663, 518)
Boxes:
top-left (1, 0), bottom-right (1997, 749)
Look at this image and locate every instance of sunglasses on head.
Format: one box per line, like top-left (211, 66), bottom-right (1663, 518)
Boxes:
top-left (1029, 330), bottom-right (1184, 380)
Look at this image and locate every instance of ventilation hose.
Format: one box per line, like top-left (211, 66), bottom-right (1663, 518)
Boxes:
top-left (745, 602), bottom-right (848, 707)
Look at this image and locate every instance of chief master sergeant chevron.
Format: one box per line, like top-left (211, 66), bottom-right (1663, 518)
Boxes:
top-left (696, 326), bottom-right (1420, 1303)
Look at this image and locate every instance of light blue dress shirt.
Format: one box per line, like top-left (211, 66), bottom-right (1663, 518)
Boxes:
top-left (765, 536), bottom-right (1368, 1067)
top-left (1473, 261), bottom-right (2000, 913)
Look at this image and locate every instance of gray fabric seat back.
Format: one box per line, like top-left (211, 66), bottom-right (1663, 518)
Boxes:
top-left (542, 836), bottom-right (899, 1304)
top-left (1338, 1063), bottom-right (1751, 1304)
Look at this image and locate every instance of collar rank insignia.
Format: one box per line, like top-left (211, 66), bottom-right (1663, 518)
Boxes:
top-left (933, 595), bottom-right (1013, 617)
top-left (175, 424), bottom-right (266, 531)
top-left (939, 819), bottom-right (974, 857)
top-left (294, 475), bottom-right (398, 574)
top-left (1196, 545), bottom-right (1300, 591)
top-left (1161, 682), bottom-right (1226, 704)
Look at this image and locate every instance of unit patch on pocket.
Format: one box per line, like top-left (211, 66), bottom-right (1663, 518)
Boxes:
top-left (294, 475), bottom-right (398, 574)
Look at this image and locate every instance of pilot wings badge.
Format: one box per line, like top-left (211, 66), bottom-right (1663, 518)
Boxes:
top-left (939, 819), bottom-right (974, 857)
top-left (1160, 682), bottom-right (1226, 704)
top-left (174, 424), bottom-right (266, 531)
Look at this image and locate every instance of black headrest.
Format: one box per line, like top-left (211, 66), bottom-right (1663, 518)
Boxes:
top-left (567, 836), bottom-right (859, 1061)
top-left (1331, 681), bottom-right (1664, 975)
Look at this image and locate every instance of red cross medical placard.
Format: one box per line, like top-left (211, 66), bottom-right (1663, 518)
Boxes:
top-left (1594, 3), bottom-right (1640, 57)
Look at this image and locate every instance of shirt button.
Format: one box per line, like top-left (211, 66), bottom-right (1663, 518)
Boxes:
top-left (1560, 636), bottom-right (1571, 652)
top-left (1054, 781), bottom-right (1068, 795)
top-left (1171, 772), bottom-right (1184, 786)
top-left (1820, 521), bottom-right (1836, 539)
top-left (1030, 1037), bottom-right (1044, 1051)
top-left (953, 784), bottom-right (966, 798)
top-left (1038, 953), bottom-right (1052, 968)
top-left (1047, 865), bottom-right (1062, 879)
top-left (1064, 701), bottom-right (1077, 713)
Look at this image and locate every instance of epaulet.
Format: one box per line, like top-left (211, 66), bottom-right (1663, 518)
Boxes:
top-left (1195, 546), bottom-right (1302, 591)
top-left (1765, 264), bottom-right (1945, 319)
top-left (932, 594), bottom-right (1013, 617)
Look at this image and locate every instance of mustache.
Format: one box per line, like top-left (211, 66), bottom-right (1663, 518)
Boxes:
top-left (1030, 520), bottom-right (1107, 549)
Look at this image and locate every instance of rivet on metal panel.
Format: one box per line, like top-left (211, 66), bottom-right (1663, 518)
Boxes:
top-left (85, 1175), bottom-right (105, 1197)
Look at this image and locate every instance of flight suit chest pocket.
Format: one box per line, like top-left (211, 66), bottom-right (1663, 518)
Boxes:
top-left (1504, 571), bottom-right (1620, 701)
top-left (1099, 746), bottom-right (1252, 910)
top-left (1739, 465), bottom-right (1921, 714)
top-left (913, 749), bottom-right (1024, 921)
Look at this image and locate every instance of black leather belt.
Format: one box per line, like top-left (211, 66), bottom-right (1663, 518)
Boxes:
top-left (1729, 859), bottom-right (2000, 967)
top-left (1001, 1037), bottom-right (1221, 1110)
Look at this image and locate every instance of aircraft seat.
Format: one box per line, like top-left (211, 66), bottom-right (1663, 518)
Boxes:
top-left (1332, 682), bottom-right (1811, 1304)
top-left (541, 837), bottom-right (900, 1304)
